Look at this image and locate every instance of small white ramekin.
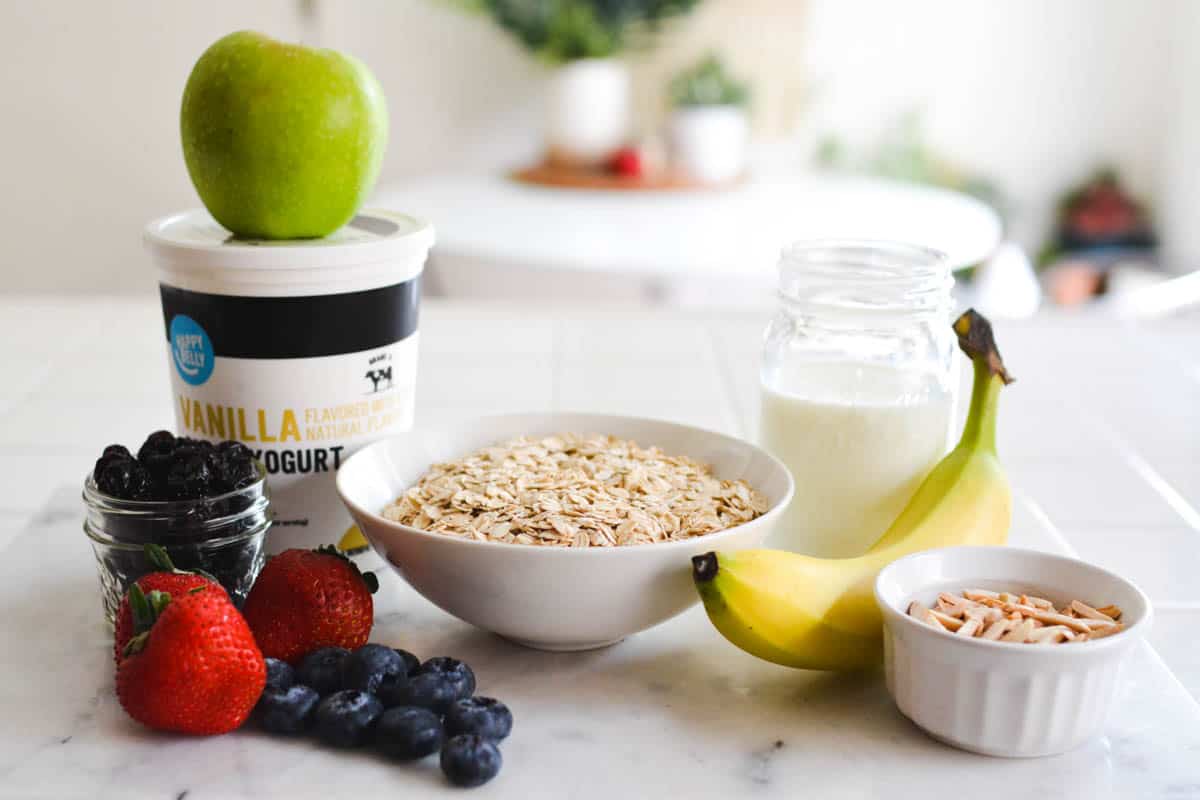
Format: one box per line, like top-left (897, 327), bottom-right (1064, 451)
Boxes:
top-left (875, 546), bottom-right (1151, 758)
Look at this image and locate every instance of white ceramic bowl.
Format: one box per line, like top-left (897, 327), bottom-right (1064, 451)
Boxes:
top-left (875, 546), bottom-right (1151, 758)
top-left (336, 413), bottom-right (793, 651)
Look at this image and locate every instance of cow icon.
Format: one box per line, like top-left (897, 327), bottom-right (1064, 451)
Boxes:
top-left (365, 367), bottom-right (393, 393)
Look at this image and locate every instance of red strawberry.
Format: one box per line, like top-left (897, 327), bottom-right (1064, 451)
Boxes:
top-left (242, 547), bottom-right (378, 665)
top-left (116, 584), bottom-right (265, 735)
top-left (113, 545), bottom-right (220, 662)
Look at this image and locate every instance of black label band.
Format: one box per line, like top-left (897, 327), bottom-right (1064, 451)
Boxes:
top-left (160, 279), bottom-right (420, 360)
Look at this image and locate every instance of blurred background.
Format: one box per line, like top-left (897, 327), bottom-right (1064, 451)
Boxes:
top-left (3, 0), bottom-right (1199, 316)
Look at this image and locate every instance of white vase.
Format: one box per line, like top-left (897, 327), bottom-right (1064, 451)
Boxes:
top-left (545, 58), bottom-right (631, 167)
top-left (669, 106), bottom-right (749, 184)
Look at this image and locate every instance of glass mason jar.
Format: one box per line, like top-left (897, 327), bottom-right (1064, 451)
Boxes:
top-left (759, 240), bottom-right (956, 558)
top-left (83, 467), bottom-right (271, 624)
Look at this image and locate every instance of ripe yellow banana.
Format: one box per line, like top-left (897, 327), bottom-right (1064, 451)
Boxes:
top-left (693, 309), bottom-right (1013, 671)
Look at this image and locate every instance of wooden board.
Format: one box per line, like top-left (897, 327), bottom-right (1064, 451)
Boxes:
top-left (511, 162), bottom-right (740, 192)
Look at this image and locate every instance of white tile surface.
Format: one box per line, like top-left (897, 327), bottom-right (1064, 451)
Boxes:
top-left (1067, 526), bottom-right (1200, 606)
top-left (1147, 609), bottom-right (1200, 702)
top-left (1014, 460), bottom-right (1197, 528)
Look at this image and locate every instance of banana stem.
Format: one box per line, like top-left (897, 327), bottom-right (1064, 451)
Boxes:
top-left (951, 308), bottom-right (1012, 455)
top-left (957, 360), bottom-right (1004, 454)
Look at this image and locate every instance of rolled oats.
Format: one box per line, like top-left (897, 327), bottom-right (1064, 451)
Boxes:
top-left (382, 433), bottom-right (768, 547)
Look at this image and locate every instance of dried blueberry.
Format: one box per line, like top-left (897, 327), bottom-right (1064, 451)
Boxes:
top-left (166, 453), bottom-right (213, 500)
top-left (95, 456), bottom-right (153, 500)
top-left (218, 440), bottom-right (252, 460)
top-left (440, 734), bottom-right (502, 787)
top-left (444, 697), bottom-right (512, 741)
top-left (136, 430), bottom-right (176, 462)
top-left (215, 453), bottom-right (259, 492)
top-left (102, 444), bottom-right (131, 460)
top-left (375, 706), bottom-right (443, 761)
top-left (176, 436), bottom-right (215, 452)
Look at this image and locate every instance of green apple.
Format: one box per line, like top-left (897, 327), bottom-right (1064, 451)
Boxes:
top-left (181, 31), bottom-right (388, 240)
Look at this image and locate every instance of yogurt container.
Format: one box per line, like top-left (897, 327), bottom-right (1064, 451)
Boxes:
top-left (145, 209), bottom-right (434, 552)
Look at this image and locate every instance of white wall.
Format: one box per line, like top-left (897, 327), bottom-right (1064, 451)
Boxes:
top-left (800, 0), bottom-right (1178, 253)
top-left (1158, 1), bottom-right (1200, 273)
top-left (0, 0), bottom-right (539, 294)
top-left (0, 0), bottom-right (1196, 293)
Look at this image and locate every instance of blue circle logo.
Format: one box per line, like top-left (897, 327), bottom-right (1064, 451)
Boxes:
top-left (169, 315), bottom-right (214, 386)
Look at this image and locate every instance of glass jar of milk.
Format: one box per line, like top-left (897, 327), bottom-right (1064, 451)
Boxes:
top-left (760, 240), bottom-right (955, 558)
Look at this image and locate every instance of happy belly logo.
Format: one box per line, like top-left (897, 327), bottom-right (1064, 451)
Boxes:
top-left (169, 314), bottom-right (214, 386)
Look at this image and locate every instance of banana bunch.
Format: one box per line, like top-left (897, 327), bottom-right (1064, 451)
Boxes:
top-left (693, 309), bottom-right (1013, 671)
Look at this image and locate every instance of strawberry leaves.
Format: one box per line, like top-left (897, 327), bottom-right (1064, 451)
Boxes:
top-left (314, 545), bottom-right (378, 594)
top-left (124, 584), bottom-right (173, 658)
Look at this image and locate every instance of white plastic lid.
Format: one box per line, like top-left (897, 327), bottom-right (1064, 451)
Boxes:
top-left (145, 208), bottom-right (435, 297)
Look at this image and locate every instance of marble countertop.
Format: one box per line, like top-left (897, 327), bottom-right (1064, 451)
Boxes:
top-left (1, 296), bottom-right (1198, 799)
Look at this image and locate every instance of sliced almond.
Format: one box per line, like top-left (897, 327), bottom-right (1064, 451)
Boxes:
top-left (1022, 594), bottom-right (1055, 610)
top-left (1070, 600), bottom-right (1115, 622)
top-left (956, 617), bottom-right (983, 637)
top-left (981, 618), bottom-right (1014, 640)
top-left (908, 601), bottom-right (946, 631)
top-left (929, 609), bottom-right (965, 631)
top-left (1001, 618), bottom-right (1037, 642)
top-left (1028, 625), bottom-right (1075, 644)
top-left (1024, 609), bottom-right (1092, 633)
top-left (920, 590), bottom-right (1125, 645)
top-left (937, 592), bottom-right (974, 617)
top-left (1085, 622), bottom-right (1126, 640)
top-left (966, 605), bottom-right (1004, 624)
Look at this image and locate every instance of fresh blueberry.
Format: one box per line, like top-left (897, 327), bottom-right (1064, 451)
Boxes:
top-left (315, 690), bottom-right (384, 748)
top-left (394, 648), bottom-right (421, 676)
top-left (440, 734), bottom-right (502, 787)
top-left (375, 706), bottom-right (444, 761)
top-left (264, 657), bottom-right (295, 692)
top-left (298, 647), bottom-right (351, 696)
top-left (444, 697), bottom-right (513, 741)
top-left (341, 644), bottom-right (408, 694)
top-left (420, 657), bottom-right (476, 699)
top-left (379, 671), bottom-right (458, 714)
top-left (256, 685), bottom-right (320, 735)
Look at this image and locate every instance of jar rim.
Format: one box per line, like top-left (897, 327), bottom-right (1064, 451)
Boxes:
top-left (777, 238), bottom-right (953, 315)
top-left (780, 238), bottom-right (949, 282)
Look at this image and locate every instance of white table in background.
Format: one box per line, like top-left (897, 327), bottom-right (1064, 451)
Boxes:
top-left (0, 295), bottom-right (1197, 799)
top-left (375, 172), bottom-right (1002, 307)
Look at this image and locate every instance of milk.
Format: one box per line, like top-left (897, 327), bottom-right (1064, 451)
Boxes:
top-left (759, 363), bottom-right (952, 558)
